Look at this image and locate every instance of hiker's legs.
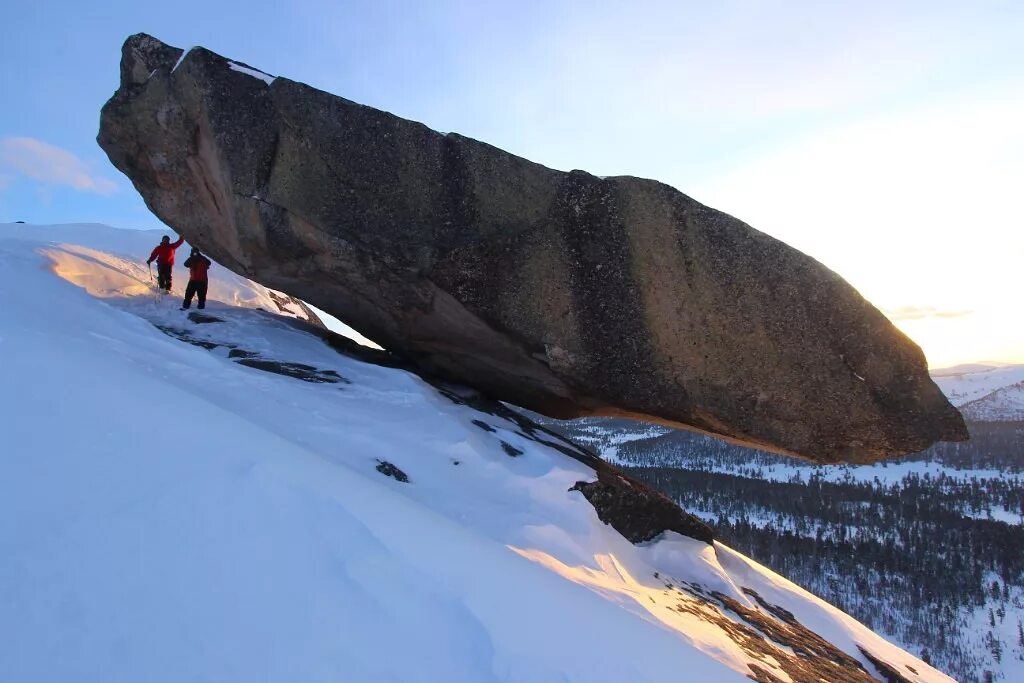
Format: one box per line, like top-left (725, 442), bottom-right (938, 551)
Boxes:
top-left (182, 281), bottom-right (197, 309)
top-left (197, 281), bottom-right (208, 309)
top-left (157, 264), bottom-right (172, 291)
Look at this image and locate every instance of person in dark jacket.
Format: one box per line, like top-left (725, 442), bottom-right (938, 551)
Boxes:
top-left (146, 235), bottom-right (185, 292)
top-left (181, 248), bottom-right (212, 310)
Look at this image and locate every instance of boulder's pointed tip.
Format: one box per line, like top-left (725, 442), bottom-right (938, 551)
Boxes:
top-left (123, 32), bottom-right (169, 47)
top-left (116, 33), bottom-right (183, 87)
top-left (125, 31), bottom-right (155, 42)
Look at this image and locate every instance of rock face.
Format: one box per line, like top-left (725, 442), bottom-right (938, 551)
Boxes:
top-left (98, 33), bottom-right (967, 463)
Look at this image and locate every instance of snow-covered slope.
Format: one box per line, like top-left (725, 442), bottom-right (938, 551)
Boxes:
top-left (0, 223), bottom-right (951, 682)
top-left (932, 363), bottom-right (1024, 405)
top-left (932, 363), bottom-right (1024, 422)
top-left (957, 382), bottom-right (1024, 421)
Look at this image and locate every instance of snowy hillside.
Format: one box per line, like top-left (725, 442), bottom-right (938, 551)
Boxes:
top-left (933, 363), bottom-right (1024, 421)
top-left (0, 222), bottom-right (950, 682)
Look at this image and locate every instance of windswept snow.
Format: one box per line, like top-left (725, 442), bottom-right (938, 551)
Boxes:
top-left (172, 46), bottom-right (195, 73)
top-left (0, 222), bottom-right (953, 682)
top-left (168, 48), bottom-right (275, 86)
top-left (228, 61), bottom-right (275, 85)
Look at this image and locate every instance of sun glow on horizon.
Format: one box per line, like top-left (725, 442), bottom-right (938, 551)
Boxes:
top-left (690, 93), bottom-right (1024, 369)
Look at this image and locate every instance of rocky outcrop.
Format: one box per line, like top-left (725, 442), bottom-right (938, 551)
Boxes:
top-left (98, 33), bottom-right (967, 463)
top-left (571, 476), bottom-right (714, 544)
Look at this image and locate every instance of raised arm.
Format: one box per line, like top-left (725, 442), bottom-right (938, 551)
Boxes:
top-left (170, 236), bottom-right (185, 249)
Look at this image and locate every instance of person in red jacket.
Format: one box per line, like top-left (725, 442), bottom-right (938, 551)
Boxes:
top-left (181, 248), bottom-right (212, 310)
top-left (146, 235), bottom-right (185, 292)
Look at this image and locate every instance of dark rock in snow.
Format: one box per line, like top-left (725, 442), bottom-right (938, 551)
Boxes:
top-left (655, 577), bottom-right (910, 683)
top-left (571, 475), bottom-right (714, 544)
top-left (857, 646), bottom-right (916, 683)
top-left (153, 323), bottom-right (224, 350)
top-left (471, 419), bottom-right (496, 433)
top-left (500, 441), bottom-right (523, 457)
top-left (187, 311), bottom-right (224, 324)
top-left (234, 358), bottom-right (347, 384)
top-left (98, 33), bottom-right (967, 463)
top-left (375, 460), bottom-right (409, 483)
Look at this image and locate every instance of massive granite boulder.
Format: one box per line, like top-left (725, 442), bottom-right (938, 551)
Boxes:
top-left (98, 33), bottom-right (967, 463)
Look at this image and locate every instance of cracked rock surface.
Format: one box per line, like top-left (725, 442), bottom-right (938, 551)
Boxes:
top-left (98, 33), bottom-right (966, 463)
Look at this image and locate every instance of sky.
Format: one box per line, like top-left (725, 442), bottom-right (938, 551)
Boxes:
top-left (1, 0), bottom-right (1021, 368)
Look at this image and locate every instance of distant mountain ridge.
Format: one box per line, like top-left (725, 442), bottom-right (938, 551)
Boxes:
top-left (932, 363), bottom-right (1024, 422)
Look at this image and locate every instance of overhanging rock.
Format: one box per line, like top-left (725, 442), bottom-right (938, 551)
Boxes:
top-left (98, 33), bottom-right (967, 463)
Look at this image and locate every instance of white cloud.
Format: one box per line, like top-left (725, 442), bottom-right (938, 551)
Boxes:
top-left (0, 137), bottom-right (117, 195)
top-left (886, 306), bottom-right (975, 322)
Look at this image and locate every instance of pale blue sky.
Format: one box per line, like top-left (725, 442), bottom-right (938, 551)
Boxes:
top-left (1, 1), bottom-right (1021, 364)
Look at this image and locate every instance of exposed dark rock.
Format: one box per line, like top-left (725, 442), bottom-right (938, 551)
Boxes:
top-left (661, 578), bottom-right (898, 683)
top-left (375, 460), bottom-right (409, 483)
top-left (187, 311), bottom-right (224, 324)
top-left (471, 419), bottom-right (496, 433)
top-left (571, 474), bottom-right (714, 544)
top-left (153, 324), bottom-right (224, 350)
top-left (97, 33), bottom-right (967, 463)
top-left (500, 441), bottom-right (523, 457)
top-left (857, 647), bottom-right (915, 683)
top-left (234, 358), bottom-right (347, 384)
top-left (153, 321), bottom-right (347, 385)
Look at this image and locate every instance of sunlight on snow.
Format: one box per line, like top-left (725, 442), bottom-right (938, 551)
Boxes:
top-left (508, 545), bottom-right (792, 682)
